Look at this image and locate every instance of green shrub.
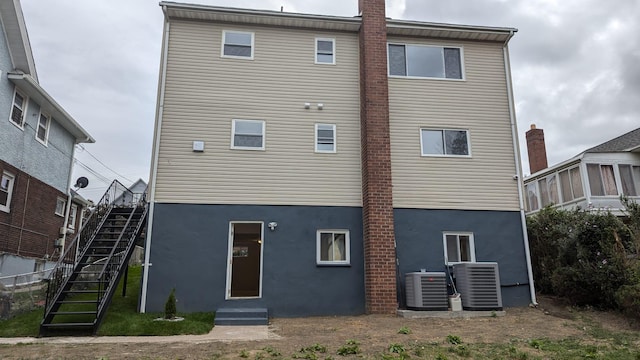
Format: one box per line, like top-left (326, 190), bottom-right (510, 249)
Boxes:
top-left (164, 288), bottom-right (177, 319)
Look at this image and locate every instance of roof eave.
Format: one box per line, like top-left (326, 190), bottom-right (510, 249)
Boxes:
top-left (0, 0), bottom-right (38, 80)
top-left (7, 72), bottom-right (95, 144)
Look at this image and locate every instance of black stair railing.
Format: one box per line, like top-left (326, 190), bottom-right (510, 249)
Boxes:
top-left (41, 180), bottom-right (138, 328)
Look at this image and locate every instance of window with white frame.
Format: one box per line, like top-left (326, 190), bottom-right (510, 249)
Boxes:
top-left (443, 232), bottom-right (475, 264)
top-left (525, 182), bottom-right (539, 212)
top-left (388, 44), bottom-right (463, 79)
top-left (231, 119), bottom-right (265, 150)
top-left (420, 129), bottom-right (470, 156)
top-left (317, 230), bottom-right (350, 265)
top-left (1, 172), bottom-right (15, 213)
top-left (315, 38), bottom-right (335, 64)
top-left (558, 166), bottom-right (584, 202)
top-left (10, 89), bottom-right (27, 128)
top-left (68, 204), bottom-right (78, 229)
top-left (55, 197), bottom-right (66, 217)
top-left (587, 164), bottom-right (618, 196)
top-left (315, 124), bottom-right (336, 153)
top-left (36, 112), bottom-right (51, 144)
top-left (538, 174), bottom-right (559, 207)
top-left (619, 164), bottom-right (640, 196)
top-left (222, 30), bottom-right (254, 59)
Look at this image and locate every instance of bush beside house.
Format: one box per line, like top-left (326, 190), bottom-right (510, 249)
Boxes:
top-left (527, 198), bottom-right (640, 320)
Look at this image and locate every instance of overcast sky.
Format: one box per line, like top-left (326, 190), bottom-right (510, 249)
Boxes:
top-left (19, 0), bottom-right (640, 200)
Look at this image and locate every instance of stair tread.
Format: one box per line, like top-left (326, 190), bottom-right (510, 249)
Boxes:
top-left (51, 311), bottom-right (97, 315)
top-left (41, 322), bottom-right (95, 327)
top-left (57, 300), bottom-right (99, 304)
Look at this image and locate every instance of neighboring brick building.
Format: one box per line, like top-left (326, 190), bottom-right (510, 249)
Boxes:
top-left (141, 1), bottom-right (536, 316)
top-left (0, 0), bottom-right (94, 278)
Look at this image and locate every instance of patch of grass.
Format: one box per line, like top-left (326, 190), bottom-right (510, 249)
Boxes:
top-left (0, 266), bottom-right (214, 337)
top-left (337, 340), bottom-right (360, 356)
top-left (446, 334), bottom-right (462, 345)
top-left (397, 326), bottom-right (411, 335)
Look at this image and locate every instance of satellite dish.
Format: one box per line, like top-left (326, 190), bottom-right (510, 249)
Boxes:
top-left (74, 176), bottom-right (89, 189)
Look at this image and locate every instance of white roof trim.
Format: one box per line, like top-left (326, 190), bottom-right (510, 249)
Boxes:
top-left (8, 72), bottom-right (94, 143)
top-left (0, 0), bottom-right (38, 80)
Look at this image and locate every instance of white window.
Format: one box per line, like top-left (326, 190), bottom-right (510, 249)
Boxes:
top-left (317, 230), bottom-right (350, 265)
top-left (55, 197), bottom-right (66, 217)
top-left (420, 129), bottom-right (470, 156)
top-left (315, 38), bottom-right (335, 64)
top-left (36, 112), bottom-right (51, 145)
top-left (558, 166), bottom-right (584, 202)
top-left (315, 124), bottom-right (336, 153)
top-left (525, 182), bottom-right (539, 212)
top-left (619, 165), bottom-right (640, 197)
top-left (1, 172), bottom-right (15, 213)
top-left (388, 44), bottom-right (463, 79)
top-left (68, 204), bottom-right (78, 229)
top-left (222, 30), bottom-right (254, 59)
top-left (10, 89), bottom-right (27, 128)
top-left (587, 164), bottom-right (618, 196)
top-left (443, 232), bottom-right (475, 265)
top-left (538, 174), bottom-right (559, 207)
top-left (231, 119), bottom-right (265, 150)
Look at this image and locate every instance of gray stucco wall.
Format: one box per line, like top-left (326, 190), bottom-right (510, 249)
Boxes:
top-left (0, 18), bottom-right (75, 193)
top-left (394, 208), bottom-right (531, 307)
top-left (145, 203), bottom-right (365, 317)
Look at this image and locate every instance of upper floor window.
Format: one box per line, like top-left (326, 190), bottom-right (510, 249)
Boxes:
top-left (10, 89), bottom-right (27, 128)
top-left (222, 30), bottom-right (254, 59)
top-left (315, 124), bottom-right (336, 153)
top-left (587, 164), bottom-right (618, 196)
top-left (315, 38), bottom-right (335, 64)
top-left (443, 232), bottom-right (475, 265)
top-left (420, 129), bottom-right (470, 157)
top-left (36, 113), bottom-right (51, 145)
top-left (388, 44), bottom-right (463, 79)
top-left (1, 172), bottom-right (15, 213)
top-left (619, 165), bottom-right (640, 196)
top-left (231, 119), bottom-right (265, 150)
top-left (317, 230), bottom-right (350, 265)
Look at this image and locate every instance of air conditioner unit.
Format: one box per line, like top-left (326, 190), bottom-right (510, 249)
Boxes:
top-left (405, 272), bottom-right (448, 310)
top-left (453, 262), bottom-right (503, 311)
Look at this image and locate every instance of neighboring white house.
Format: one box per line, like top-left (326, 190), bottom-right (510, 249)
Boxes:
top-left (524, 127), bottom-right (640, 215)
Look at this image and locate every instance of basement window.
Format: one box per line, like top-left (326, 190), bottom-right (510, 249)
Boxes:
top-left (317, 230), bottom-right (350, 266)
top-left (222, 30), bottom-right (254, 59)
top-left (443, 232), bottom-right (475, 265)
top-left (388, 44), bottom-right (463, 79)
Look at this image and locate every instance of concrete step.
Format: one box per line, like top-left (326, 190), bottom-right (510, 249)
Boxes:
top-left (214, 308), bottom-right (268, 326)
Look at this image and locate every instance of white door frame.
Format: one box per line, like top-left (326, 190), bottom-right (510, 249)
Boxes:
top-left (225, 221), bottom-right (264, 300)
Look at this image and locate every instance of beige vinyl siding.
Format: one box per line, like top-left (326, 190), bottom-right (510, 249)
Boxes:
top-left (155, 20), bottom-right (362, 206)
top-left (388, 37), bottom-right (520, 211)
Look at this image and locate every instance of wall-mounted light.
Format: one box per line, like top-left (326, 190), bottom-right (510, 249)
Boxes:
top-left (317, 103), bottom-right (324, 110)
top-left (304, 103), bottom-right (311, 109)
top-left (268, 222), bottom-right (278, 231)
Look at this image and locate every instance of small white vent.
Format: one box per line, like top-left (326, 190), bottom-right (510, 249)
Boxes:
top-left (453, 262), bottom-right (502, 310)
top-left (405, 272), bottom-right (448, 310)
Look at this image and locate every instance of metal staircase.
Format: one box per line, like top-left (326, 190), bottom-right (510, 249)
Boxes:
top-left (39, 180), bottom-right (147, 336)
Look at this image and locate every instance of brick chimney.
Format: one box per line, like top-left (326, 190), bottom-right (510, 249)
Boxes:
top-left (526, 124), bottom-right (548, 174)
top-left (358, 0), bottom-right (397, 314)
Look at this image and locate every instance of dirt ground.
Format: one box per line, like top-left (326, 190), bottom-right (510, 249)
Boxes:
top-left (0, 296), bottom-right (638, 359)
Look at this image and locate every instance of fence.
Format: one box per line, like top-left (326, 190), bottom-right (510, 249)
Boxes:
top-left (0, 269), bottom-right (50, 319)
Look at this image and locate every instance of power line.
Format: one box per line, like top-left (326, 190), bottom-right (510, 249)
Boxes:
top-left (74, 159), bottom-right (112, 185)
top-left (76, 144), bottom-right (134, 183)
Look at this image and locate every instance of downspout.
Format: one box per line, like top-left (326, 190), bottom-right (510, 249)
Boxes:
top-left (503, 31), bottom-right (538, 305)
top-left (61, 143), bottom-right (77, 254)
top-left (140, 8), bottom-right (170, 313)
